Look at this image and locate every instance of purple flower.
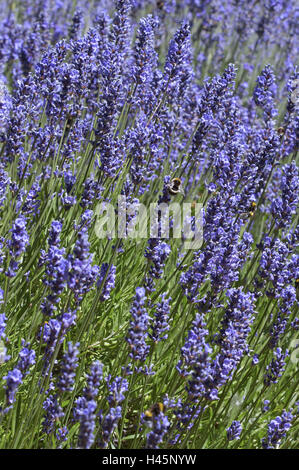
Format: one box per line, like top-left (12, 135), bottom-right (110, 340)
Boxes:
top-left (133, 15), bottom-right (158, 87)
top-left (199, 63), bottom-right (237, 115)
top-left (269, 314), bottom-right (288, 349)
top-left (83, 361), bottom-right (103, 401)
top-left (270, 163), bottom-right (298, 229)
top-left (180, 195), bottom-right (252, 301)
top-left (227, 420), bottom-right (242, 441)
top-left (164, 23), bottom-right (191, 84)
top-left (39, 309), bottom-right (77, 373)
top-left (144, 241), bottom-right (171, 292)
top-left (145, 412), bottom-right (170, 449)
top-left (68, 9), bottom-right (83, 41)
top-left (4, 368), bottom-right (23, 405)
top-left (172, 402), bottom-right (201, 445)
top-left (106, 375), bottom-right (129, 407)
top-left (262, 410), bottom-right (293, 448)
top-left (264, 347), bottom-right (288, 386)
top-left (97, 263), bottom-right (116, 301)
top-left (149, 294), bottom-right (171, 343)
top-left (126, 287), bottom-right (150, 363)
top-left (263, 400), bottom-right (270, 413)
top-left (42, 394), bottom-right (64, 435)
top-left (98, 406), bottom-right (122, 449)
top-left (73, 361), bottom-right (103, 449)
top-left (201, 288), bottom-right (255, 401)
top-left (94, 1), bottom-right (131, 147)
top-left (256, 238), bottom-right (291, 297)
top-left (0, 166), bottom-right (10, 208)
top-left (4, 75), bottom-right (37, 163)
top-left (0, 313), bottom-right (7, 340)
top-left (40, 221), bottom-right (69, 316)
top-left (20, 177), bottom-right (41, 215)
top-left (176, 313), bottom-right (212, 379)
top-left (76, 398), bottom-right (98, 449)
top-left (3, 340), bottom-right (35, 407)
top-left (57, 342), bottom-right (80, 393)
top-left (253, 65), bottom-right (277, 118)
top-left (80, 177), bottom-right (103, 208)
top-left (56, 426), bottom-right (69, 443)
top-left (68, 227), bottom-right (99, 302)
top-left (59, 190), bottom-right (76, 209)
top-left (109, 0), bottom-right (132, 64)
top-left (157, 175), bottom-right (172, 205)
top-left (48, 221), bottom-right (63, 246)
top-left (17, 340), bottom-right (36, 375)
top-left (279, 284), bottom-right (297, 313)
top-left (0, 78), bottom-right (11, 135)
top-left (97, 135), bottom-right (125, 179)
top-left (252, 354), bottom-right (259, 365)
top-left (126, 112), bottom-right (152, 189)
top-left (0, 321), bottom-right (9, 364)
top-left (6, 215), bottom-right (29, 277)
top-left (97, 373), bottom-right (128, 448)
top-left (94, 56), bottom-right (120, 143)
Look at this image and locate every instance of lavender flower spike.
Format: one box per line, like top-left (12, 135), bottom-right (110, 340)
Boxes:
top-left (262, 411), bottom-right (293, 449)
top-left (227, 421), bottom-right (242, 441)
top-left (126, 287), bottom-right (150, 363)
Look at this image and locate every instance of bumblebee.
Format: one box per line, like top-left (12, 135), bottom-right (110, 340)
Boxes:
top-left (277, 126), bottom-right (286, 138)
top-left (167, 178), bottom-right (184, 196)
top-left (156, 0), bottom-right (164, 9)
top-left (144, 402), bottom-right (165, 421)
top-left (248, 201), bottom-right (257, 217)
top-left (240, 201), bottom-right (257, 218)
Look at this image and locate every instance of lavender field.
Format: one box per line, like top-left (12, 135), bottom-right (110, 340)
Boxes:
top-left (0, 0), bottom-right (298, 449)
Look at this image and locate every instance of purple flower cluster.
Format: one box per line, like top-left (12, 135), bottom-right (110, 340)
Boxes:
top-left (98, 375), bottom-right (128, 448)
top-left (179, 288), bottom-right (255, 402)
top-left (0, 78), bottom-right (11, 135)
top-left (144, 240), bottom-right (171, 292)
top-left (39, 309), bottom-right (77, 373)
top-left (253, 65), bottom-right (277, 119)
top-left (180, 200), bottom-right (254, 301)
top-left (176, 313), bottom-right (211, 379)
top-left (133, 15), bottom-right (158, 88)
top-left (97, 263), bottom-right (116, 301)
top-left (74, 361), bottom-right (103, 449)
top-left (3, 341), bottom-right (36, 407)
top-left (106, 375), bottom-right (129, 407)
top-left (205, 289), bottom-right (255, 398)
top-left (40, 221), bottom-right (69, 316)
top-left (149, 294), bottom-right (171, 343)
top-left (42, 394), bottom-right (64, 435)
top-left (227, 420), bottom-right (242, 441)
top-left (6, 216), bottom-right (29, 277)
top-left (0, 313), bottom-right (7, 340)
top-left (126, 287), bottom-right (150, 363)
top-left (68, 227), bottom-right (99, 303)
top-left (264, 347), bottom-right (288, 387)
top-left (17, 340), bottom-right (36, 375)
top-left (57, 342), bottom-right (80, 393)
top-left (262, 410), bottom-right (293, 448)
top-left (164, 22), bottom-right (192, 92)
top-left (146, 412), bottom-right (170, 449)
top-left (3, 368), bottom-right (23, 407)
top-left (256, 237), bottom-right (291, 297)
top-left (270, 163), bottom-right (299, 229)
